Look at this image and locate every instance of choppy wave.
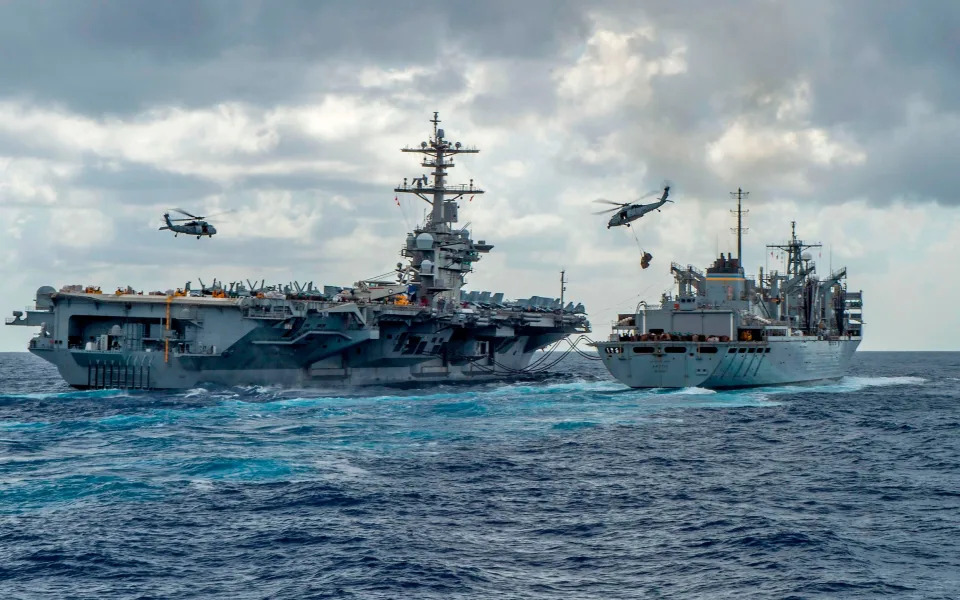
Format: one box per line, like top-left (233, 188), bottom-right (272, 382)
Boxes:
top-left (0, 351), bottom-right (955, 598)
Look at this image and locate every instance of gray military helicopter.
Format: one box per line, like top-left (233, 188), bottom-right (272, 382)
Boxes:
top-left (594, 185), bottom-right (672, 229)
top-left (159, 208), bottom-right (228, 238)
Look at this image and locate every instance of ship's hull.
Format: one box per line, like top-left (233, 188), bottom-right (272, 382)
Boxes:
top-left (595, 336), bottom-right (860, 389)
top-left (29, 333), bottom-right (568, 390)
top-left (7, 114), bottom-right (595, 391)
top-left (11, 291), bottom-right (584, 390)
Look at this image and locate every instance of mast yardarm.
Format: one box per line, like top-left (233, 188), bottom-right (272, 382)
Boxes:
top-left (394, 113), bottom-right (491, 303)
top-left (394, 112), bottom-right (484, 228)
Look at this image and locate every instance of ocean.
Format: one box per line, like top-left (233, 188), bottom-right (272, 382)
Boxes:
top-left (0, 351), bottom-right (957, 599)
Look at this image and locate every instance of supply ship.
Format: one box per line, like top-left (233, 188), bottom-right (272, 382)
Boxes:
top-left (593, 192), bottom-right (862, 388)
top-left (7, 114), bottom-right (590, 389)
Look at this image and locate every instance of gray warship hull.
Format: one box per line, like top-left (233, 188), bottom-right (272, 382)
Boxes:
top-left (7, 114), bottom-right (590, 389)
top-left (11, 292), bottom-right (581, 390)
top-left (596, 336), bottom-right (860, 389)
top-left (593, 195), bottom-right (863, 389)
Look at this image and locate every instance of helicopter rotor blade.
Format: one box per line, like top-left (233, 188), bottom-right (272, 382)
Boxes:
top-left (199, 209), bottom-right (236, 219)
top-left (171, 207), bottom-right (199, 219)
top-left (593, 198), bottom-right (629, 207)
top-left (592, 206), bottom-right (623, 215)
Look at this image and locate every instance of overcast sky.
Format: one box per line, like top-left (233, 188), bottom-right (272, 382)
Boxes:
top-left (2, 1), bottom-right (958, 351)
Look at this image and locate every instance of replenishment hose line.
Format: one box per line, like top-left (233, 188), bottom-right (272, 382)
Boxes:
top-left (463, 335), bottom-right (602, 374)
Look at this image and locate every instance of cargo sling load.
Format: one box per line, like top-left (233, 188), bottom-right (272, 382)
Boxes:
top-left (593, 190), bottom-right (861, 389)
top-left (7, 113), bottom-right (590, 390)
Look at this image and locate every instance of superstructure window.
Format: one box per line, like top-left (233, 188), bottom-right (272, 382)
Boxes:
top-left (633, 346), bottom-right (655, 354)
top-left (665, 346), bottom-right (686, 354)
top-left (698, 347), bottom-right (718, 354)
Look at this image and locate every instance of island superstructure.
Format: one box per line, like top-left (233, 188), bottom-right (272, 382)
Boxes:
top-left (7, 114), bottom-right (589, 389)
top-left (593, 191), bottom-right (862, 388)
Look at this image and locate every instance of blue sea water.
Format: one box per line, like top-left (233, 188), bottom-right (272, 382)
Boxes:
top-left (0, 351), bottom-right (957, 599)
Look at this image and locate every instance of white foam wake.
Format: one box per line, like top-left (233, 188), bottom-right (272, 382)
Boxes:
top-left (844, 376), bottom-right (926, 388)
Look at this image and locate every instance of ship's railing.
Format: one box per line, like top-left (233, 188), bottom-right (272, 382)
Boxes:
top-left (440, 183), bottom-right (482, 193)
top-left (175, 345), bottom-right (222, 357)
top-left (394, 183), bottom-right (484, 194)
top-left (671, 262), bottom-right (705, 278)
top-left (242, 305), bottom-right (294, 319)
top-left (28, 337), bottom-right (56, 350)
top-left (421, 159), bottom-right (456, 168)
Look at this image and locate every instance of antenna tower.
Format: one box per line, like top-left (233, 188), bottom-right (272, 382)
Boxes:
top-left (730, 187), bottom-right (749, 263)
top-left (560, 270), bottom-right (567, 309)
top-left (394, 112), bottom-right (484, 229)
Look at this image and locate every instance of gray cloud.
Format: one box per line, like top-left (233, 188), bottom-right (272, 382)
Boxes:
top-left (2, 1), bottom-right (960, 351)
top-left (0, 1), bottom-right (587, 115)
top-left (2, 0), bottom-right (957, 206)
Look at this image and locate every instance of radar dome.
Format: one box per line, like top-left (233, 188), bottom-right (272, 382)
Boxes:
top-left (35, 286), bottom-right (57, 310)
top-left (415, 233), bottom-right (434, 250)
top-left (802, 252), bottom-right (813, 261)
top-left (420, 259), bottom-right (435, 275)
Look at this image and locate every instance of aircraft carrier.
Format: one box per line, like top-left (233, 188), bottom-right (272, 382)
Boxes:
top-left (593, 191), bottom-right (862, 388)
top-left (7, 114), bottom-right (590, 390)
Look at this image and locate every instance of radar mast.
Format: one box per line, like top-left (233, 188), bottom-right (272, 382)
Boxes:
top-left (766, 221), bottom-right (822, 278)
top-left (395, 112), bottom-right (484, 229)
top-left (395, 113), bottom-right (492, 303)
top-left (730, 187), bottom-right (749, 264)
